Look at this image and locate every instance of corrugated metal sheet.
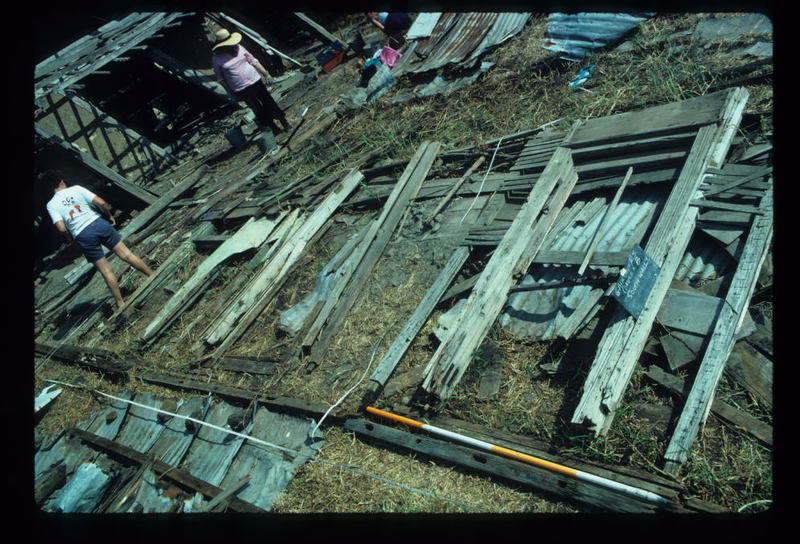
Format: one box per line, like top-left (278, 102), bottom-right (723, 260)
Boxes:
top-left (405, 13), bottom-right (500, 73)
top-left (115, 392), bottom-right (165, 453)
top-left (220, 407), bottom-right (322, 511)
top-left (543, 12), bottom-right (652, 61)
top-left (466, 13), bottom-right (531, 63)
top-left (147, 395), bottom-right (210, 467)
top-left (407, 13), bottom-right (442, 40)
top-left (675, 234), bottom-right (732, 283)
top-left (499, 185), bottom-right (665, 339)
top-left (182, 401), bottom-right (252, 487)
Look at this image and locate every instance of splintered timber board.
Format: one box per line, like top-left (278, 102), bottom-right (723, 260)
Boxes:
top-left (422, 148), bottom-right (578, 400)
top-left (664, 190), bottom-right (772, 472)
top-left (570, 124), bottom-right (722, 435)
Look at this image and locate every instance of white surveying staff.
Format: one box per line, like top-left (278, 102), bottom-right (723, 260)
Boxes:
top-left (365, 406), bottom-right (672, 506)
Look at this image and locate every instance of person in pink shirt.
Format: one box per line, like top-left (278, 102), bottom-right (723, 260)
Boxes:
top-left (212, 28), bottom-right (291, 135)
top-left (40, 169), bottom-right (154, 310)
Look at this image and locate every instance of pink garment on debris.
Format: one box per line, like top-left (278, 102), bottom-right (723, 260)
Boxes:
top-left (379, 46), bottom-right (402, 68)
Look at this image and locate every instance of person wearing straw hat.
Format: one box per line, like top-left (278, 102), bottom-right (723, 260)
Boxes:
top-left (40, 169), bottom-right (154, 310)
top-left (211, 28), bottom-right (291, 136)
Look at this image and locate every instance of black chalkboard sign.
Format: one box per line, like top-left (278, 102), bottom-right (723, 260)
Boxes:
top-left (613, 245), bottom-right (660, 319)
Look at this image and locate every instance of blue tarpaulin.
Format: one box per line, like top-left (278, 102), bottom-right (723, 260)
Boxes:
top-left (544, 13), bottom-right (652, 61)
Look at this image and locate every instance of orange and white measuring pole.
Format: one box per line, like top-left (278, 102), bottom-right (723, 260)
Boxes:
top-left (365, 406), bottom-right (671, 506)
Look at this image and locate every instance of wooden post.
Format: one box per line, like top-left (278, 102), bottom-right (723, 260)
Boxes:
top-left (663, 189), bottom-right (772, 473)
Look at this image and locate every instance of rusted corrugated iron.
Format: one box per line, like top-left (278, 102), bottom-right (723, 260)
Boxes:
top-left (407, 13), bottom-right (500, 73)
top-left (543, 12), bottom-right (652, 61)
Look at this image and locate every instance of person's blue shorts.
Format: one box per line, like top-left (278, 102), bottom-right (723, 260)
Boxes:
top-left (74, 218), bottom-right (122, 263)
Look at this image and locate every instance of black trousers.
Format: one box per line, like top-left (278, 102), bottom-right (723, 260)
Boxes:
top-left (235, 80), bottom-right (287, 131)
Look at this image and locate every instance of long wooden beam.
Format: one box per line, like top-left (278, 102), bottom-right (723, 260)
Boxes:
top-left (663, 189), bottom-right (772, 473)
top-left (422, 148), bottom-right (578, 400)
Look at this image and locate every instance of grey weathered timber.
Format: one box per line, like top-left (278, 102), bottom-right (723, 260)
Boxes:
top-left (206, 170), bottom-right (364, 355)
top-left (63, 164), bottom-right (209, 285)
top-left (35, 13), bottom-right (187, 98)
top-left (346, 419), bottom-right (679, 513)
top-left (370, 246), bottom-right (471, 388)
top-left (68, 428), bottom-right (264, 513)
top-left (566, 89), bottom-right (733, 147)
top-left (700, 167), bottom-right (771, 199)
top-left (423, 148), bottom-right (578, 400)
top-left (725, 340), bottom-right (772, 408)
top-left (570, 124), bottom-right (725, 435)
top-left (35, 460), bottom-right (67, 505)
top-left (690, 199), bottom-right (764, 215)
top-left (293, 12), bottom-right (347, 48)
top-left (213, 12), bottom-right (303, 67)
top-left (146, 47), bottom-right (237, 104)
top-left (645, 366), bottom-right (771, 446)
top-left (140, 216), bottom-right (280, 342)
top-left (664, 190), bottom-right (772, 473)
top-left (111, 223), bottom-right (210, 323)
top-left (578, 167), bottom-right (633, 275)
top-left (708, 88), bottom-right (751, 168)
top-left (428, 156), bottom-right (486, 220)
top-left (309, 143), bottom-right (442, 362)
top-left (279, 225), bottom-right (368, 336)
top-left (36, 123), bottom-right (158, 206)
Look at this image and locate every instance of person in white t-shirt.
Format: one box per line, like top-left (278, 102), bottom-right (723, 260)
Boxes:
top-left (41, 169), bottom-right (154, 310)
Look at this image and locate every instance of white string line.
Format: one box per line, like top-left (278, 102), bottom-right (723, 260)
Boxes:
top-left (43, 379), bottom-right (486, 513)
top-left (459, 136), bottom-right (505, 224)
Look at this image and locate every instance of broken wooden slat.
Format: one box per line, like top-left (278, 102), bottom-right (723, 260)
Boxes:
top-left (206, 170), bottom-right (364, 355)
top-left (423, 148), bottom-right (579, 400)
top-left (578, 167), bottom-right (633, 275)
top-left (645, 366), bottom-right (771, 447)
top-left (369, 246), bottom-right (471, 388)
top-left (428, 156), bottom-right (486, 220)
top-left (293, 12), bottom-right (348, 49)
top-left (36, 123), bottom-right (158, 206)
top-left (213, 12), bottom-right (303, 67)
top-left (664, 189), bottom-right (772, 473)
top-left (700, 167), bottom-right (770, 199)
top-left (725, 341), bottom-right (772, 409)
top-left (566, 88), bottom-right (734, 148)
top-left (570, 124), bottom-right (725, 435)
top-left (690, 199), bottom-right (764, 215)
top-left (35, 460), bottom-right (67, 505)
top-left (308, 143), bottom-right (442, 362)
top-left (279, 225), bottom-right (369, 336)
top-left (140, 216), bottom-right (281, 343)
top-left (146, 47), bottom-right (236, 104)
top-left (68, 428), bottom-right (264, 513)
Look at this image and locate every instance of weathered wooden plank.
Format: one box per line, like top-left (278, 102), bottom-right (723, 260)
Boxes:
top-left (645, 366), bottom-right (771, 447)
top-left (423, 148), bottom-right (579, 400)
top-left (369, 246), bottom-right (471, 388)
top-left (578, 167), bottom-right (633, 275)
top-left (35, 460), bottom-right (67, 505)
top-left (68, 427), bottom-right (265, 513)
top-left (571, 124), bottom-right (723, 435)
top-left (725, 341), bottom-right (772, 409)
top-left (36, 123), bottom-right (158, 206)
top-left (206, 170), bottom-right (364, 355)
top-left (690, 199), bottom-right (764, 215)
top-left (428, 156), bottom-right (486, 220)
top-left (279, 225), bottom-right (368, 336)
top-left (346, 419), bottom-right (682, 513)
top-left (566, 89), bottom-right (732, 147)
top-left (293, 12), bottom-right (347, 48)
top-left (140, 216), bottom-right (280, 342)
top-left (146, 47), bottom-right (237, 104)
top-left (664, 190), bottom-right (772, 472)
top-left (309, 143), bottom-right (442, 362)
